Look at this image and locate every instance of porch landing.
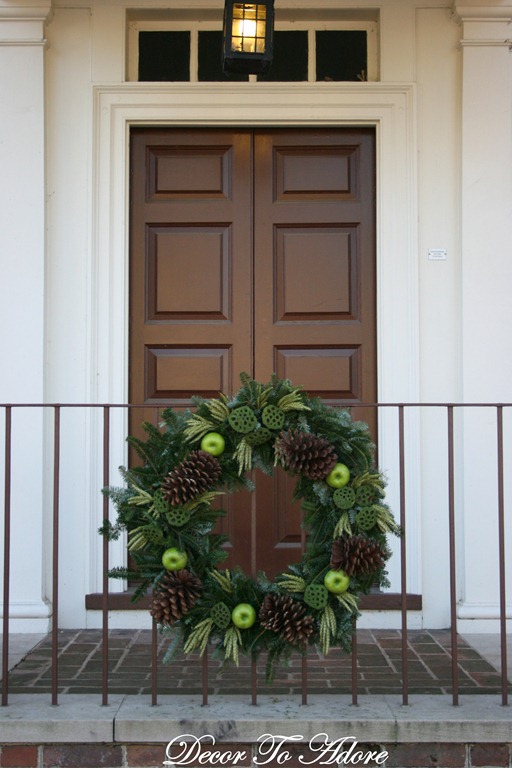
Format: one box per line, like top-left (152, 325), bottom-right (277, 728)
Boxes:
top-left (3, 629), bottom-right (510, 698)
top-left (0, 631), bottom-right (510, 767)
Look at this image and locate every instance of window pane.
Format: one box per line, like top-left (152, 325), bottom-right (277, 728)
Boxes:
top-left (259, 30), bottom-right (308, 82)
top-left (198, 31), bottom-right (248, 82)
top-left (316, 30), bottom-right (367, 82)
top-left (138, 31), bottom-right (190, 82)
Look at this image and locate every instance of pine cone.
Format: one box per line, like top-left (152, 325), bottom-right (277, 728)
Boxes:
top-left (274, 429), bottom-right (337, 480)
top-left (331, 535), bottom-right (387, 577)
top-left (259, 594), bottom-right (314, 646)
top-left (161, 450), bottom-right (222, 506)
top-left (150, 569), bottom-right (202, 626)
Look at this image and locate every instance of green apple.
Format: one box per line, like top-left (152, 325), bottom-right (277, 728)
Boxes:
top-left (231, 603), bottom-right (256, 629)
top-left (200, 431), bottom-right (226, 457)
top-left (325, 462), bottom-right (350, 488)
top-left (161, 547), bottom-right (188, 571)
top-left (323, 569), bottom-right (350, 594)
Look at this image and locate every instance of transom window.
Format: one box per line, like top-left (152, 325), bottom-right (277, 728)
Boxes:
top-left (127, 10), bottom-right (379, 82)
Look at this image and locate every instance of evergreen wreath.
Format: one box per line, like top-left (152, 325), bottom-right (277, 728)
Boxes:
top-left (102, 374), bottom-right (400, 680)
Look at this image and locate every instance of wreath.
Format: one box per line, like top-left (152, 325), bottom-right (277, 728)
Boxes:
top-left (102, 374), bottom-right (399, 680)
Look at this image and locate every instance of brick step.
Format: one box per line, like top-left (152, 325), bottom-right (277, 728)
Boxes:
top-left (1, 741), bottom-right (511, 768)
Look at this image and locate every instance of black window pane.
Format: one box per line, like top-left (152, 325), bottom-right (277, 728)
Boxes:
top-left (198, 30), bottom-right (248, 82)
top-left (138, 31), bottom-right (190, 82)
top-left (316, 30), bottom-right (367, 82)
top-left (259, 30), bottom-right (308, 82)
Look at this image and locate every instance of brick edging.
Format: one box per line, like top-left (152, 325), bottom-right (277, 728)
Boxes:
top-left (1, 742), bottom-right (511, 768)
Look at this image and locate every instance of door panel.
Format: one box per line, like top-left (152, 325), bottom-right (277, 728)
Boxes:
top-left (129, 127), bottom-right (376, 578)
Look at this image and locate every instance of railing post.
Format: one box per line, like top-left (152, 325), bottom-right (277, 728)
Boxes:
top-left (351, 616), bottom-right (358, 706)
top-left (52, 406), bottom-right (61, 706)
top-left (102, 406), bottom-right (110, 706)
top-left (250, 469), bottom-right (257, 705)
top-left (447, 405), bottom-right (459, 705)
top-left (301, 514), bottom-right (308, 705)
top-left (2, 406), bottom-right (12, 707)
top-left (202, 644), bottom-right (209, 706)
top-left (496, 406), bottom-right (508, 706)
top-left (151, 407), bottom-right (160, 706)
top-left (152, 619), bottom-right (159, 706)
top-left (398, 405), bottom-right (409, 705)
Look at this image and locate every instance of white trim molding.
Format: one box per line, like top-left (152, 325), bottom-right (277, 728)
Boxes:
top-left (458, 602), bottom-right (512, 620)
top-left (0, 599), bottom-right (51, 633)
top-left (453, 1), bottom-right (512, 22)
top-left (0, 3), bottom-right (51, 22)
top-left (459, 37), bottom-right (512, 45)
top-left (0, 36), bottom-right (46, 44)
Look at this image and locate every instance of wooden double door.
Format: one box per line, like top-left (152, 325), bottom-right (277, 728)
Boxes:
top-left (130, 127), bottom-right (376, 577)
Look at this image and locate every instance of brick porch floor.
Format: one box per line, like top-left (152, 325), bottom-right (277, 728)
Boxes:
top-left (5, 629), bottom-right (510, 698)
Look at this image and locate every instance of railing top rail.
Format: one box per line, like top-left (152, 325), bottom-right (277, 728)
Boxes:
top-left (1, 402), bottom-right (512, 409)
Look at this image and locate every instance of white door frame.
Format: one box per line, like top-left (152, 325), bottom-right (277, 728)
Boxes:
top-left (90, 82), bottom-right (421, 625)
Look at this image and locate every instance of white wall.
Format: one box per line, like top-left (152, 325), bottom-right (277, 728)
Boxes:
top-left (0, 12), bottom-right (46, 405)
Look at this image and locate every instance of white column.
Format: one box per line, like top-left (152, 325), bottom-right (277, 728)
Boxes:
top-left (0, 0), bottom-right (52, 630)
top-left (456, 2), bottom-right (512, 402)
top-left (0, 2), bottom-right (50, 403)
top-left (455, 1), bottom-right (512, 629)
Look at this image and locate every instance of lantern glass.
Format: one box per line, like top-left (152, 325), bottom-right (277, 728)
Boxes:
top-left (231, 4), bottom-right (266, 54)
top-left (223, 0), bottom-right (274, 75)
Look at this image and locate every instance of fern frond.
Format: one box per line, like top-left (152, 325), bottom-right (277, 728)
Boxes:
top-left (224, 625), bottom-right (242, 665)
top-left (333, 512), bottom-right (352, 538)
top-left (336, 592), bottom-right (360, 613)
top-left (186, 490), bottom-right (226, 513)
top-left (206, 399), bottom-right (230, 422)
top-left (183, 415), bottom-right (217, 442)
top-left (233, 438), bottom-right (253, 475)
top-left (276, 574), bottom-right (306, 593)
top-left (256, 385), bottom-right (273, 409)
top-left (128, 524), bottom-right (164, 551)
top-left (183, 618), bottom-right (214, 655)
top-left (319, 605), bottom-right (336, 655)
top-left (127, 485), bottom-right (154, 506)
top-left (210, 569), bottom-right (233, 593)
top-left (277, 389), bottom-right (311, 413)
top-left (352, 471), bottom-right (383, 490)
top-left (374, 505), bottom-right (401, 534)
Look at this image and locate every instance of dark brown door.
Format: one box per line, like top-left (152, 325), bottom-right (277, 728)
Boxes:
top-left (130, 127), bottom-right (376, 577)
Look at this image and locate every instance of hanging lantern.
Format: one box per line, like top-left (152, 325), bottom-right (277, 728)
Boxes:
top-left (222, 1), bottom-right (275, 76)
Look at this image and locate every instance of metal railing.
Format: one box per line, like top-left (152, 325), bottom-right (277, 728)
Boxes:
top-left (1, 402), bottom-right (510, 707)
